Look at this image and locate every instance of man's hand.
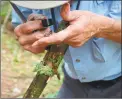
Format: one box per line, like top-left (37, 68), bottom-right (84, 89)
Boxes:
top-left (15, 3), bottom-right (120, 54)
top-left (14, 14), bottom-right (51, 54)
top-left (31, 3), bottom-right (98, 48)
top-left (31, 3), bottom-right (116, 48)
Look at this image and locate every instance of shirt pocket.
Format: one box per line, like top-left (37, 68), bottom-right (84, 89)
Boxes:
top-left (92, 38), bottom-right (106, 62)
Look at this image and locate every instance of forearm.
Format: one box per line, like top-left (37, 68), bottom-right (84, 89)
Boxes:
top-left (95, 16), bottom-right (121, 43)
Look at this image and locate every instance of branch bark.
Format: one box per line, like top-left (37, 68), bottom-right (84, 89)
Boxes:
top-left (23, 21), bottom-right (69, 98)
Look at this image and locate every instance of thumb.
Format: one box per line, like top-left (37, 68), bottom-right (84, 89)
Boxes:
top-left (61, 3), bottom-right (80, 21)
top-left (32, 27), bottom-right (71, 47)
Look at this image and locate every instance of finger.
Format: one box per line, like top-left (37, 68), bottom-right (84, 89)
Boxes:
top-left (14, 20), bottom-right (44, 36)
top-left (32, 26), bottom-right (72, 47)
top-left (28, 14), bottom-right (47, 21)
top-left (61, 3), bottom-right (80, 21)
top-left (19, 31), bottom-right (44, 46)
top-left (27, 14), bottom-right (35, 21)
top-left (23, 44), bottom-right (45, 54)
top-left (18, 28), bottom-right (50, 45)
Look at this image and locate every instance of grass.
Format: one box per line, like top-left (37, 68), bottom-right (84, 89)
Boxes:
top-left (1, 1), bottom-right (11, 24)
top-left (1, 2), bottom-right (64, 98)
top-left (1, 28), bottom-right (63, 98)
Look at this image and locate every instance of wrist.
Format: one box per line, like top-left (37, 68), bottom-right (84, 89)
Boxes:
top-left (94, 15), bottom-right (116, 38)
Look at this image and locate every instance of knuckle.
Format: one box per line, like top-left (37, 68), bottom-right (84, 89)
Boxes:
top-left (14, 26), bottom-right (21, 36)
top-left (18, 37), bottom-right (25, 45)
top-left (14, 25), bottom-right (20, 33)
top-left (28, 14), bottom-right (34, 20)
top-left (24, 24), bottom-right (32, 33)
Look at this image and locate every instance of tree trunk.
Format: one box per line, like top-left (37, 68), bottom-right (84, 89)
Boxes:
top-left (23, 21), bottom-right (69, 98)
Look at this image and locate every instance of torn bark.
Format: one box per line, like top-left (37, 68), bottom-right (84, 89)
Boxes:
top-left (23, 21), bottom-right (69, 98)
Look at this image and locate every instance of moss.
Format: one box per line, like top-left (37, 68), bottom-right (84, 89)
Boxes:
top-left (33, 62), bottom-right (54, 76)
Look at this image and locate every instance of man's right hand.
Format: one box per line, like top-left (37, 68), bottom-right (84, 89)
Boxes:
top-left (14, 14), bottom-right (51, 54)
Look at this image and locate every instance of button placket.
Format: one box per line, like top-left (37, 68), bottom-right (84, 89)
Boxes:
top-left (73, 57), bottom-right (87, 81)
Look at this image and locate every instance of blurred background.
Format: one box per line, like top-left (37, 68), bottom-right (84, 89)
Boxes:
top-left (1, 1), bottom-right (63, 98)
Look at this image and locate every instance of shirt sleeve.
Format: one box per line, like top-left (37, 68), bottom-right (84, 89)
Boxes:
top-left (107, 1), bottom-right (121, 20)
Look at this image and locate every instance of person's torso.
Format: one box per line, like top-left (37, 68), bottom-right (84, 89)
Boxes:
top-left (12, 0), bottom-right (121, 82)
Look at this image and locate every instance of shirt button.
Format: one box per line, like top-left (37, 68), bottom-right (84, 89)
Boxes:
top-left (82, 77), bottom-right (86, 80)
top-left (76, 59), bottom-right (80, 62)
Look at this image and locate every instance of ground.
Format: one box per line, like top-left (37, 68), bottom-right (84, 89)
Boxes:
top-left (1, 2), bottom-right (64, 98)
top-left (1, 16), bottom-right (64, 99)
top-left (1, 26), bottom-right (63, 98)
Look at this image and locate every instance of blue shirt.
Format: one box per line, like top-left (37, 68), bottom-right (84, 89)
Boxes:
top-left (12, 0), bottom-right (121, 82)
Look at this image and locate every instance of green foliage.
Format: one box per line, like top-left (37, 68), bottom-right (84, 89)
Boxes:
top-left (1, 33), bottom-right (20, 63)
top-left (1, 2), bottom-right (11, 23)
top-left (33, 62), bottom-right (54, 76)
top-left (45, 91), bottom-right (58, 98)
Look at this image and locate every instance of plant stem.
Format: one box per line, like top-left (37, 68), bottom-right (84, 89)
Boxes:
top-left (23, 21), bottom-right (69, 98)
